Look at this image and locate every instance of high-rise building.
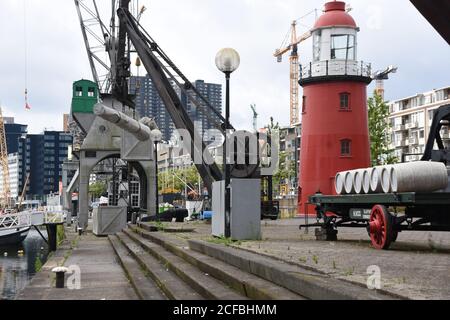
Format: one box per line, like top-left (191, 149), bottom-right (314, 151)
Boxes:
top-left (129, 75), bottom-right (222, 141)
top-left (5, 122), bottom-right (28, 154)
top-left (129, 75), bottom-right (175, 141)
top-left (181, 80), bottom-right (223, 137)
top-left (387, 86), bottom-right (450, 162)
top-left (17, 131), bottom-right (73, 199)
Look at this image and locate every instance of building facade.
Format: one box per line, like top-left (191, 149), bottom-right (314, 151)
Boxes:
top-left (16, 131), bottom-right (73, 199)
top-left (388, 86), bottom-right (450, 162)
top-left (0, 153), bottom-right (23, 200)
top-left (181, 80), bottom-right (223, 138)
top-left (279, 124), bottom-right (301, 196)
top-left (129, 75), bottom-right (222, 141)
top-left (5, 122), bottom-right (28, 155)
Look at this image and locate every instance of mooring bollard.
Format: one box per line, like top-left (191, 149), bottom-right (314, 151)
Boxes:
top-left (52, 267), bottom-right (69, 288)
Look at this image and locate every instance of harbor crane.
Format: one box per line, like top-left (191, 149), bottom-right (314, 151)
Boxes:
top-left (372, 65), bottom-right (398, 100)
top-left (274, 21), bottom-right (312, 126)
top-left (250, 104), bottom-right (258, 132)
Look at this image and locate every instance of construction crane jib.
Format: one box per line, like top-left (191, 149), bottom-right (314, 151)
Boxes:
top-left (0, 107), bottom-right (10, 208)
top-left (274, 21), bottom-right (312, 126)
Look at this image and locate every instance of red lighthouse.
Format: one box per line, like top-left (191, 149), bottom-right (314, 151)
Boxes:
top-left (298, 1), bottom-right (372, 214)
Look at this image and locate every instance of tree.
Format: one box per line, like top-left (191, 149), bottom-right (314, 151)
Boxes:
top-left (368, 91), bottom-right (398, 166)
top-left (158, 165), bottom-right (201, 194)
top-left (89, 182), bottom-right (107, 198)
top-left (273, 151), bottom-right (296, 194)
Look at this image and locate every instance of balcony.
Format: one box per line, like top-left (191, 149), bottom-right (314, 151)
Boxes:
top-left (393, 124), bottom-right (405, 131)
top-left (299, 60), bottom-right (372, 85)
top-left (405, 122), bottom-right (419, 130)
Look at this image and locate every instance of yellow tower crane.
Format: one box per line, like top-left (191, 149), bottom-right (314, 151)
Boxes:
top-left (274, 21), bottom-right (312, 126)
top-left (0, 106), bottom-right (10, 209)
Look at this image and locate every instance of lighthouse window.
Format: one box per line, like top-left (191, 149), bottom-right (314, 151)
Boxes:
top-left (340, 139), bottom-right (352, 156)
top-left (313, 32), bottom-right (321, 62)
top-left (331, 35), bottom-right (355, 60)
top-left (302, 96), bottom-right (307, 114)
top-left (340, 93), bottom-right (350, 110)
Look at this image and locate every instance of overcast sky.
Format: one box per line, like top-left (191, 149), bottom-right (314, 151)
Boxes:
top-left (0, 0), bottom-right (449, 134)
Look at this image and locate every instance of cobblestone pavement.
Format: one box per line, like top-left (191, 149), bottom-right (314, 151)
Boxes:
top-left (171, 219), bottom-right (450, 300)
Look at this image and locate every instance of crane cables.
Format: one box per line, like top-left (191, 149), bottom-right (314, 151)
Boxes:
top-left (23, 0), bottom-right (30, 110)
top-left (278, 9), bottom-right (317, 50)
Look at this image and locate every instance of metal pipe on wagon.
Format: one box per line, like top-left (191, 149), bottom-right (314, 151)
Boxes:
top-left (390, 161), bottom-right (448, 193)
top-left (353, 169), bottom-right (366, 194)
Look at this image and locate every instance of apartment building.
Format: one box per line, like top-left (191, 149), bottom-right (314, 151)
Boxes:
top-left (388, 86), bottom-right (450, 162)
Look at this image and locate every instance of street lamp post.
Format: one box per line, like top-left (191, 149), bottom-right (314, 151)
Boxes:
top-left (151, 129), bottom-right (162, 216)
top-left (215, 48), bottom-right (240, 238)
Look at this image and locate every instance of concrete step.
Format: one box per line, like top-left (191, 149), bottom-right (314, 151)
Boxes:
top-left (123, 228), bottom-right (247, 300)
top-left (128, 225), bottom-right (305, 300)
top-left (138, 222), bottom-right (195, 233)
top-left (115, 232), bottom-right (203, 300)
top-left (108, 235), bottom-right (167, 300)
top-left (188, 239), bottom-right (401, 300)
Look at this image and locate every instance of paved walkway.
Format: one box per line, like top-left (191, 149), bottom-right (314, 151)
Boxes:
top-left (18, 227), bottom-right (137, 300)
top-left (168, 219), bottom-right (450, 300)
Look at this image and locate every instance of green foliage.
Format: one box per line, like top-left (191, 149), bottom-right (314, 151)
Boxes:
top-left (368, 92), bottom-right (398, 166)
top-left (273, 151), bottom-right (296, 193)
top-left (265, 116), bottom-right (295, 196)
top-left (158, 165), bottom-right (201, 193)
top-left (207, 236), bottom-right (242, 247)
top-left (56, 225), bottom-right (65, 245)
top-left (34, 256), bottom-right (43, 273)
top-left (88, 182), bottom-right (107, 198)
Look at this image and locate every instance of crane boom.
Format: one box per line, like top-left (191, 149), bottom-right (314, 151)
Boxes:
top-left (274, 21), bottom-right (312, 125)
top-left (0, 107), bottom-right (10, 209)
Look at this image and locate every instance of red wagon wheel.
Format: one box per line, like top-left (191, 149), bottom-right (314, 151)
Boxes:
top-left (369, 205), bottom-right (394, 250)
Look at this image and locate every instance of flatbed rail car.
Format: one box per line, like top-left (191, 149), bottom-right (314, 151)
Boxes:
top-left (301, 192), bottom-right (450, 250)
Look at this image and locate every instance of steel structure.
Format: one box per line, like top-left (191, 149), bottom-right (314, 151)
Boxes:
top-left (0, 210), bottom-right (66, 231)
top-left (372, 65), bottom-right (397, 100)
top-left (274, 21), bottom-right (312, 126)
top-left (74, 0), bottom-right (113, 94)
top-left (74, 1), bottom-right (271, 230)
top-left (0, 107), bottom-right (10, 208)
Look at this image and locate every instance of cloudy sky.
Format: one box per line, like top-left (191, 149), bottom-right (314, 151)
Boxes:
top-left (0, 0), bottom-right (449, 134)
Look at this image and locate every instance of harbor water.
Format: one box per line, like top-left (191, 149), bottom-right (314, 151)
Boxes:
top-left (0, 229), bottom-right (49, 300)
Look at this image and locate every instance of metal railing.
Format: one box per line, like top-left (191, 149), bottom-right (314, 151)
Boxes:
top-left (300, 60), bottom-right (372, 80)
top-left (0, 210), bottom-right (66, 231)
top-left (0, 212), bottom-right (32, 231)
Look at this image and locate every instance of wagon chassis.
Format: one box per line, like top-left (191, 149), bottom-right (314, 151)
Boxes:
top-left (300, 192), bottom-right (450, 249)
